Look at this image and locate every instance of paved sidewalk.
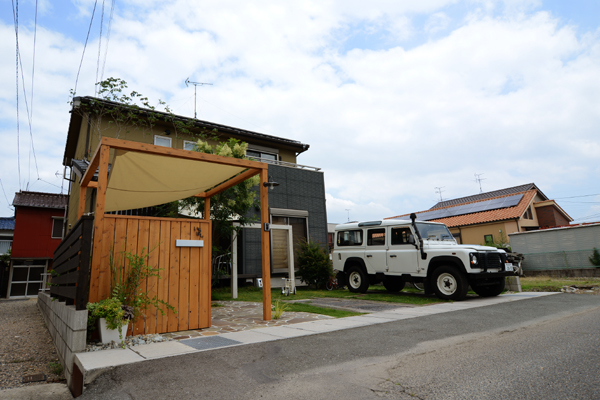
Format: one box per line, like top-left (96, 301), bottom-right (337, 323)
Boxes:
top-left (74, 292), bottom-right (558, 392)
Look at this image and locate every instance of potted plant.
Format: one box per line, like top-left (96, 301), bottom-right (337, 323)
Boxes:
top-left (87, 297), bottom-right (134, 344)
top-left (86, 246), bottom-right (176, 345)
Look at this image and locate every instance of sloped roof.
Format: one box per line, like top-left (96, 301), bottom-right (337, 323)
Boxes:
top-left (12, 191), bottom-right (69, 209)
top-left (64, 96), bottom-right (310, 166)
top-left (430, 183), bottom-right (546, 209)
top-left (386, 185), bottom-right (543, 228)
top-left (0, 217), bottom-right (15, 230)
top-left (429, 190), bottom-right (537, 228)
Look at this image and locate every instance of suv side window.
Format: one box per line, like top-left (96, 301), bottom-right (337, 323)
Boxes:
top-left (337, 230), bottom-right (363, 246)
top-left (367, 228), bottom-right (386, 246)
top-left (391, 228), bottom-right (412, 245)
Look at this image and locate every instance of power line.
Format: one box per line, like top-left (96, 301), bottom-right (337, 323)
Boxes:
top-left (12, 0), bottom-right (21, 190)
top-left (100, 0), bottom-right (115, 82)
top-left (95, 0), bottom-right (105, 96)
top-left (0, 178), bottom-right (12, 211)
top-left (554, 193), bottom-right (600, 199)
top-left (74, 0), bottom-right (98, 95)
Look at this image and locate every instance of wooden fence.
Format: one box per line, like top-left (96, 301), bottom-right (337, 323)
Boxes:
top-left (51, 216), bottom-right (94, 310)
top-left (89, 215), bottom-right (212, 335)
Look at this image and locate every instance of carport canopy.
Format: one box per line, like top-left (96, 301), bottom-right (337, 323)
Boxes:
top-left (79, 137), bottom-right (273, 320)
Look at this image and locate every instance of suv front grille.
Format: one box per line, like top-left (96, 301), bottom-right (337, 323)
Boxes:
top-left (474, 252), bottom-right (505, 271)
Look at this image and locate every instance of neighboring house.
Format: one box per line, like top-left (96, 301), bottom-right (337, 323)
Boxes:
top-left (386, 183), bottom-right (572, 245)
top-left (0, 216), bottom-right (14, 255)
top-left (7, 191), bottom-right (68, 298)
top-left (0, 216), bottom-right (15, 298)
top-left (62, 96), bottom-right (328, 280)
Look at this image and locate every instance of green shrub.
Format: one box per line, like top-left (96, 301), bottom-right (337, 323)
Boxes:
top-left (590, 248), bottom-right (600, 266)
top-left (297, 240), bottom-right (333, 289)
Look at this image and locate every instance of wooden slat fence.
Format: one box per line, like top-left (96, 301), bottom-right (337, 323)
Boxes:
top-left (51, 216), bottom-right (94, 310)
top-left (88, 215), bottom-right (211, 335)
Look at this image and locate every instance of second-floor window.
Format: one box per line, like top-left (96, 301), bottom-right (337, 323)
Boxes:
top-left (183, 140), bottom-right (196, 151)
top-left (52, 218), bottom-right (64, 239)
top-left (247, 150), bottom-right (277, 162)
top-left (154, 135), bottom-right (172, 148)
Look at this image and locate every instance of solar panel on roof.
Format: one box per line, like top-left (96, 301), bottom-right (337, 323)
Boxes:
top-left (394, 193), bottom-right (524, 221)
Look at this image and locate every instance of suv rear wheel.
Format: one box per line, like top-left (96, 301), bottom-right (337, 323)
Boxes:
top-left (431, 266), bottom-right (468, 301)
top-left (346, 265), bottom-right (369, 293)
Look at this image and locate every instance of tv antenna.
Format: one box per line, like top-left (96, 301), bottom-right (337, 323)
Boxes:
top-left (185, 78), bottom-right (213, 119)
top-left (345, 209), bottom-right (351, 222)
top-left (435, 187), bottom-right (445, 202)
top-left (474, 173), bottom-right (486, 193)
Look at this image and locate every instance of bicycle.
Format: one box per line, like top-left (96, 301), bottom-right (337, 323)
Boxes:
top-left (326, 270), bottom-right (346, 291)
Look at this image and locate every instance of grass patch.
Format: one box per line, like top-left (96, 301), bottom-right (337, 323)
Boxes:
top-left (284, 302), bottom-right (365, 318)
top-left (211, 284), bottom-right (444, 306)
top-left (520, 276), bottom-right (600, 292)
top-left (49, 361), bottom-right (63, 376)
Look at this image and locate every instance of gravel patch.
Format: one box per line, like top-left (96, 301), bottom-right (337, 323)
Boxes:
top-left (0, 298), bottom-right (63, 390)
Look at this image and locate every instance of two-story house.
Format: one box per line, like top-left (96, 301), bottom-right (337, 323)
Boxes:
top-left (6, 191), bottom-right (68, 298)
top-left (63, 96), bottom-right (328, 281)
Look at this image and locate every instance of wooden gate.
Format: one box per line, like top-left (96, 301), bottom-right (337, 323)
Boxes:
top-left (88, 215), bottom-right (212, 335)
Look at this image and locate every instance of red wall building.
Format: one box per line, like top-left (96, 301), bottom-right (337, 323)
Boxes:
top-left (7, 191), bottom-right (68, 298)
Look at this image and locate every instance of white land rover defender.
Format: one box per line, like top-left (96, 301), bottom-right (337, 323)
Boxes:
top-left (332, 214), bottom-right (518, 300)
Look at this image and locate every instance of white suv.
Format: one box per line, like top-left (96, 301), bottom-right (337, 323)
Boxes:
top-left (332, 214), bottom-right (517, 300)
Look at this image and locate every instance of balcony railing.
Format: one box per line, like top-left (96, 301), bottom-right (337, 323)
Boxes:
top-left (247, 157), bottom-right (321, 171)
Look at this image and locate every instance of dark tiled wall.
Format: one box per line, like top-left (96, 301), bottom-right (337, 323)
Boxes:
top-left (536, 205), bottom-right (570, 228)
top-left (241, 165), bottom-right (328, 276)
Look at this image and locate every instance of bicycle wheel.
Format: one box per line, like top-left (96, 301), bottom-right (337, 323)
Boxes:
top-left (326, 280), bottom-right (334, 291)
top-left (412, 281), bottom-right (424, 291)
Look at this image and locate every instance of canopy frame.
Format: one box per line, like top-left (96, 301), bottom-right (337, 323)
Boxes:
top-left (79, 137), bottom-right (272, 320)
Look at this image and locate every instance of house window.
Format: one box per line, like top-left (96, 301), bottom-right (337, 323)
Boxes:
top-left (9, 259), bottom-right (47, 298)
top-left (183, 140), bottom-right (196, 151)
top-left (52, 218), bottom-right (64, 239)
top-left (367, 228), bottom-right (386, 246)
top-left (523, 206), bottom-right (533, 220)
top-left (154, 135), bottom-right (172, 147)
top-left (247, 150), bottom-right (278, 162)
top-left (484, 234), bottom-right (493, 245)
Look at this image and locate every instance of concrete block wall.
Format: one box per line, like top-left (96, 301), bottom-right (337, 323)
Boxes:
top-left (37, 293), bottom-right (88, 390)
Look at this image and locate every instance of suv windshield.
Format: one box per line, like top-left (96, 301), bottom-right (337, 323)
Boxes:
top-left (415, 223), bottom-right (454, 241)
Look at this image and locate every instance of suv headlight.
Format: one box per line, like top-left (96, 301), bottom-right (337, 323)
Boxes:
top-left (470, 253), bottom-right (478, 265)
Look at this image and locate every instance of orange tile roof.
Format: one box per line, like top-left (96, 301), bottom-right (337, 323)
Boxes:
top-left (386, 190), bottom-right (537, 228)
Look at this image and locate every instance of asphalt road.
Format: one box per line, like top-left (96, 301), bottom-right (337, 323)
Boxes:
top-left (80, 294), bottom-right (600, 400)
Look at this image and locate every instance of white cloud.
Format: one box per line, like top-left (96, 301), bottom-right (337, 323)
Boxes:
top-left (0, 0), bottom-right (599, 223)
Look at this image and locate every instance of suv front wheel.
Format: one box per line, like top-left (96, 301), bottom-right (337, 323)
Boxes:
top-left (431, 266), bottom-right (468, 301)
top-left (346, 265), bottom-right (369, 293)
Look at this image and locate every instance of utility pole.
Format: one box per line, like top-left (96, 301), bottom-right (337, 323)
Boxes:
top-left (435, 187), bottom-right (445, 202)
top-left (345, 209), bottom-right (351, 222)
top-left (474, 173), bottom-right (486, 193)
top-left (185, 78), bottom-right (213, 119)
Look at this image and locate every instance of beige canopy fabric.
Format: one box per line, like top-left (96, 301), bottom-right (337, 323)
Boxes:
top-left (105, 149), bottom-right (247, 212)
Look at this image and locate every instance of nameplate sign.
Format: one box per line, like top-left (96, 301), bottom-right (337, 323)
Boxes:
top-left (176, 240), bottom-right (204, 248)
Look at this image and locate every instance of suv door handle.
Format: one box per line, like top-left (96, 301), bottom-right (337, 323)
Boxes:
top-left (366, 254), bottom-right (372, 258)
top-left (389, 255), bottom-right (397, 258)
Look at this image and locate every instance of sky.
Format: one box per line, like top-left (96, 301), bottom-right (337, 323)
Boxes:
top-left (1, 0), bottom-right (599, 225)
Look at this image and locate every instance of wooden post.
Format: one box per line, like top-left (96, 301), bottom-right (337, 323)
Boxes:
top-left (204, 197), bottom-right (212, 325)
top-left (260, 169), bottom-right (271, 320)
top-left (88, 144), bottom-right (110, 303)
top-left (78, 186), bottom-right (87, 219)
